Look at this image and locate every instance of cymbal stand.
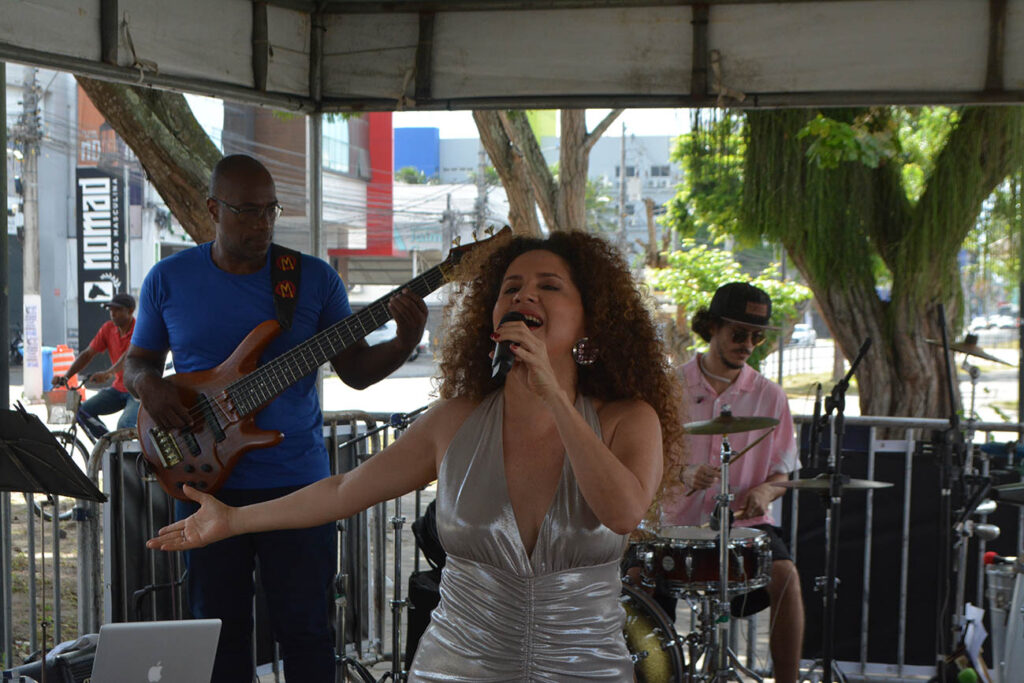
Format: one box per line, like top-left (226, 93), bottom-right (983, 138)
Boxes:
top-left (813, 338), bottom-right (871, 683)
top-left (703, 425), bottom-right (762, 682)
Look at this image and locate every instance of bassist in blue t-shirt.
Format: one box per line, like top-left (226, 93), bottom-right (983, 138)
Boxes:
top-left (125, 154), bottom-right (427, 683)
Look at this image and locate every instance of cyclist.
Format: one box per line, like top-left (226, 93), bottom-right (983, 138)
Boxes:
top-left (53, 293), bottom-right (140, 439)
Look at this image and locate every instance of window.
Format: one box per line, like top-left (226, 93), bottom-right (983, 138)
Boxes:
top-left (651, 165), bottom-right (671, 177)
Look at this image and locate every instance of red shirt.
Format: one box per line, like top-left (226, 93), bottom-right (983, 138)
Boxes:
top-left (89, 318), bottom-right (135, 392)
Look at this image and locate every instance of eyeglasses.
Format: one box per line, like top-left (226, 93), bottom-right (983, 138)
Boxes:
top-left (212, 197), bottom-right (283, 223)
top-left (730, 327), bottom-right (767, 347)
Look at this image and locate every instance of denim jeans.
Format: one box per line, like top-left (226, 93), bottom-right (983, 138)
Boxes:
top-left (77, 387), bottom-right (139, 440)
top-left (177, 486), bottom-right (336, 683)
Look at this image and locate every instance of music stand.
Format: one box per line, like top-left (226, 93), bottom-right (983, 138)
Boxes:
top-left (0, 404), bottom-right (105, 502)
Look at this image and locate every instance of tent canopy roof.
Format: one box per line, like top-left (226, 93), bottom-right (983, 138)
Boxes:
top-left (2, 0), bottom-right (1023, 111)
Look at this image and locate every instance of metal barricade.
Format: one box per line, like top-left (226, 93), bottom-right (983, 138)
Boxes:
top-left (5, 410), bottom-right (1020, 681)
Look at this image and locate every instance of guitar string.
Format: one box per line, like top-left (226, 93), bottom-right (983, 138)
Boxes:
top-left (158, 267), bottom-right (445, 442)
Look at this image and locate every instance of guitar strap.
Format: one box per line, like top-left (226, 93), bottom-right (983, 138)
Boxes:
top-left (270, 243), bottom-right (302, 330)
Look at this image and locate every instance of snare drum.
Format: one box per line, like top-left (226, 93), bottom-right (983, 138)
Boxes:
top-left (633, 525), bottom-right (771, 595)
top-left (621, 582), bottom-right (686, 682)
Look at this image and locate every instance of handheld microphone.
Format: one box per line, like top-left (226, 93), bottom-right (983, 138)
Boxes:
top-left (983, 551), bottom-right (1017, 565)
top-left (491, 311), bottom-right (526, 380)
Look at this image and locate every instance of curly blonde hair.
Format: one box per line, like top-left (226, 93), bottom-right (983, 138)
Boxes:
top-left (437, 231), bottom-right (685, 493)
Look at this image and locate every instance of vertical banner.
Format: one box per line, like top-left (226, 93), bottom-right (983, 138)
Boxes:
top-left (76, 167), bottom-right (127, 350)
top-left (22, 294), bottom-right (42, 400)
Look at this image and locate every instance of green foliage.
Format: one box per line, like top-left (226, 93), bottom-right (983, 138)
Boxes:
top-left (797, 109), bottom-right (898, 170)
top-left (665, 111), bottom-right (745, 242)
top-left (649, 239), bottom-right (812, 367)
top-left (395, 166), bottom-right (428, 184)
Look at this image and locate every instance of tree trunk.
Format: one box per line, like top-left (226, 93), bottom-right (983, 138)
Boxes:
top-left (557, 110), bottom-right (588, 232)
top-left (76, 77), bottom-right (221, 243)
top-left (474, 108), bottom-right (621, 235)
top-left (472, 111), bottom-right (542, 236)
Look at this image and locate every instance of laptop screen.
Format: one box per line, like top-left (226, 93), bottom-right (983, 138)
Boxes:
top-left (90, 619), bottom-right (221, 683)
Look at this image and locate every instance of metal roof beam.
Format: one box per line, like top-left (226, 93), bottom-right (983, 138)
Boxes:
top-left (415, 12), bottom-right (435, 103)
top-left (986, 0), bottom-right (1007, 92)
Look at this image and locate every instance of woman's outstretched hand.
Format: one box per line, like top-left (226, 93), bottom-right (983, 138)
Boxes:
top-left (146, 485), bottom-right (236, 551)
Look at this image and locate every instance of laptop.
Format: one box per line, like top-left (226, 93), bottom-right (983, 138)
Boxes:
top-left (89, 619), bottom-right (221, 683)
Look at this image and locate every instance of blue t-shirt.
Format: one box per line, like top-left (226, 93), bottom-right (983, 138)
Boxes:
top-left (132, 242), bottom-right (352, 489)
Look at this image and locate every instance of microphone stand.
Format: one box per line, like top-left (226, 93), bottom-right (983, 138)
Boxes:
top-left (818, 337), bottom-right (871, 683)
top-left (934, 305), bottom-right (967, 668)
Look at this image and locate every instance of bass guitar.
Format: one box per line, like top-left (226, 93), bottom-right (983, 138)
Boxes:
top-left (138, 228), bottom-right (509, 500)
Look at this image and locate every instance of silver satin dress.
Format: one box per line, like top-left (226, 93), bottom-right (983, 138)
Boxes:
top-left (408, 392), bottom-right (632, 682)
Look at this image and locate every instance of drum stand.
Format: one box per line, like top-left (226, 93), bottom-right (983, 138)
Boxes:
top-left (686, 430), bottom-right (763, 682)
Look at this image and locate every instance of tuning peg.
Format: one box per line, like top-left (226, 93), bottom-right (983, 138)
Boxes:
top-left (485, 226), bottom-right (495, 236)
top-left (452, 236), bottom-right (462, 248)
top-left (472, 230), bottom-right (478, 241)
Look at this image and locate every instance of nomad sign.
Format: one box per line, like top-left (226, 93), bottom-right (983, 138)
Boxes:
top-left (76, 167), bottom-right (127, 346)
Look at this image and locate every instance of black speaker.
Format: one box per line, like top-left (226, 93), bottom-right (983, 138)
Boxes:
top-left (787, 425), bottom-right (1020, 667)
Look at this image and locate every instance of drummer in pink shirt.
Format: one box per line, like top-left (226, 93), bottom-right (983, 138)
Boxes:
top-left (659, 282), bottom-right (804, 683)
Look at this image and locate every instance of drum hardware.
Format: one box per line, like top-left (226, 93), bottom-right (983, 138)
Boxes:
top-left (678, 406), bottom-right (769, 681)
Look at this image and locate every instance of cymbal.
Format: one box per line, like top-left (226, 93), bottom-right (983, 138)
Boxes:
top-left (925, 335), bottom-right (1013, 366)
top-left (684, 415), bottom-right (779, 435)
top-left (772, 475), bottom-right (893, 491)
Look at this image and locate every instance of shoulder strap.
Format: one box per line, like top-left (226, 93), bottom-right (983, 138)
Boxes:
top-left (270, 243), bottom-right (302, 330)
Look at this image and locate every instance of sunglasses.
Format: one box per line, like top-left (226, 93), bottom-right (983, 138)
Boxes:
top-left (729, 327), bottom-right (767, 347)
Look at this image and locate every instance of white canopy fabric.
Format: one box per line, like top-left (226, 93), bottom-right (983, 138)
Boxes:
top-left (1, 0), bottom-right (1023, 111)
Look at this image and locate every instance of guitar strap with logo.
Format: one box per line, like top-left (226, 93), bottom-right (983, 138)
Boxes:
top-left (270, 243), bottom-right (302, 330)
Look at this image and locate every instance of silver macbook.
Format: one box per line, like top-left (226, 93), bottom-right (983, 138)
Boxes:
top-left (90, 619), bottom-right (221, 683)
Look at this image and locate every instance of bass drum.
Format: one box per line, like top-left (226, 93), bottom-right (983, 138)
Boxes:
top-left (621, 582), bottom-right (686, 682)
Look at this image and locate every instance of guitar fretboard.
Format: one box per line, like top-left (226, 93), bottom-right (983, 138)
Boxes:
top-left (226, 265), bottom-right (447, 416)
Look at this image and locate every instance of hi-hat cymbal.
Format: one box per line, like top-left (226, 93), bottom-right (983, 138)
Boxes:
top-left (684, 415), bottom-right (779, 435)
top-left (925, 335), bottom-right (1013, 366)
top-left (772, 475), bottom-right (893, 491)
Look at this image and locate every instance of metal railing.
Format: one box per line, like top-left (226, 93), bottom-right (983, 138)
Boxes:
top-left (2, 411), bottom-right (1021, 681)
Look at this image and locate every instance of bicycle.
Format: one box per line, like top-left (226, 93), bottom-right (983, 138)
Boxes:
top-left (39, 376), bottom-right (96, 521)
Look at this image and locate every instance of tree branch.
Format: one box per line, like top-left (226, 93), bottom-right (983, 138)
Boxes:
top-left (584, 108), bottom-right (623, 153)
top-left (472, 110), bottom-right (542, 236)
top-left (76, 77), bottom-right (220, 243)
top-left (499, 111), bottom-right (560, 231)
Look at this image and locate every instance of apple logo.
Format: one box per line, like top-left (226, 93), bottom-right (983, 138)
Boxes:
top-left (147, 661), bottom-right (163, 682)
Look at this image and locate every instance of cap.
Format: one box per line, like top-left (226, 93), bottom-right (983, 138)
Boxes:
top-left (102, 293), bottom-right (136, 310)
top-left (708, 282), bottom-right (776, 329)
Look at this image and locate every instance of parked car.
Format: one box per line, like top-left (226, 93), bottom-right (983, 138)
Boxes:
top-left (788, 323), bottom-right (817, 347)
top-left (990, 314), bottom-right (1018, 330)
top-left (968, 315), bottom-right (992, 333)
top-left (364, 320), bottom-right (430, 362)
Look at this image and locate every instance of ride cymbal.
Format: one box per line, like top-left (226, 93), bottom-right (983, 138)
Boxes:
top-left (772, 475), bottom-right (893, 491)
top-left (684, 415), bottom-right (779, 435)
top-left (925, 335), bottom-right (1013, 366)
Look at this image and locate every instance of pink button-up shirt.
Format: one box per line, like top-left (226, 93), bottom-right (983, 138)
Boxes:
top-left (661, 356), bottom-right (798, 528)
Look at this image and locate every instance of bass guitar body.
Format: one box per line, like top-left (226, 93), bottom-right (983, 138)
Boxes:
top-left (137, 320), bottom-right (285, 501)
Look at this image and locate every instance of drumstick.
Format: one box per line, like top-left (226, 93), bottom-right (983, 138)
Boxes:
top-left (683, 429), bottom-right (774, 497)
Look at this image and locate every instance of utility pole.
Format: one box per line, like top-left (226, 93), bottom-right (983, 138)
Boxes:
top-left (440, 193), bottom-right (459, 258)
top-left (11, 68), bottom-right (42, 400)
top-left (474, 145), bottom-right (488, 232)
top-left (618, 122), bottom-right (627, 251)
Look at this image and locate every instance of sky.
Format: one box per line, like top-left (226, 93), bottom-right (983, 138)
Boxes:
top-left (393, 108), bottom-right (691, 139)
top-left (185, 95), bottom-right (691, 140)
